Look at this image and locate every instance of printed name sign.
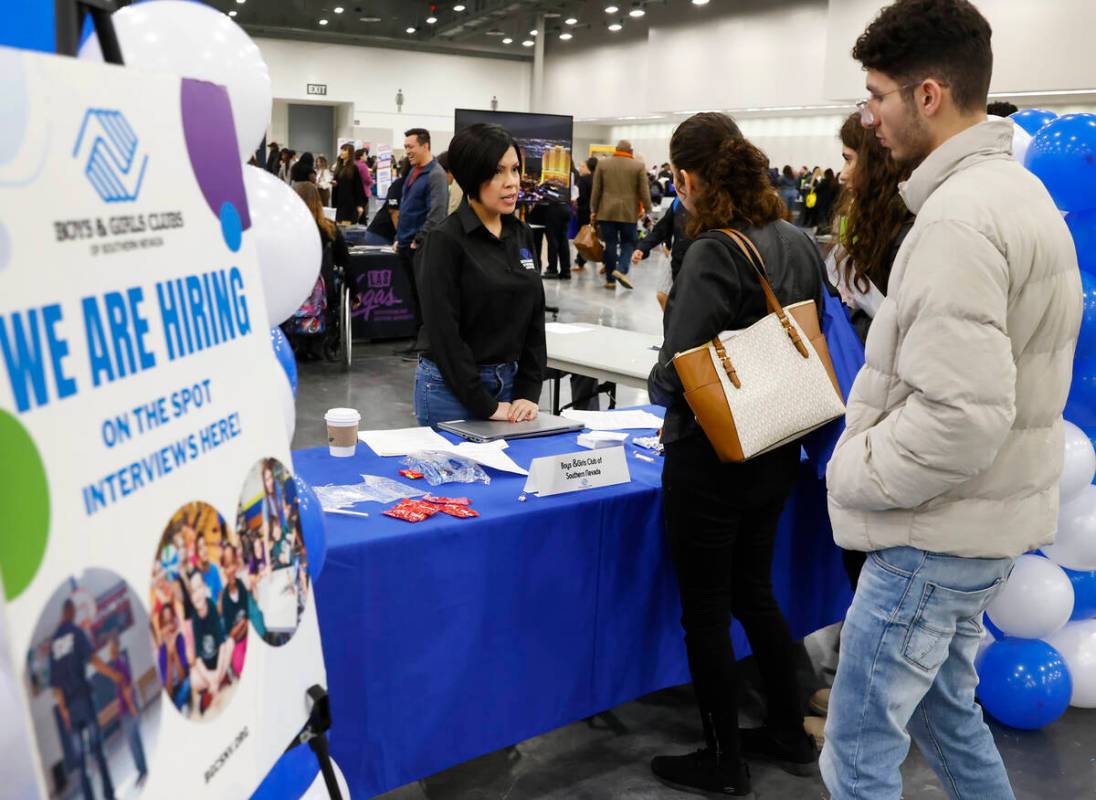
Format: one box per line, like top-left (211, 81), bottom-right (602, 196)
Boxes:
top-left (522, 447), bottom-right (631, 497)
top-left (0, 48), bottom-right (324, 799)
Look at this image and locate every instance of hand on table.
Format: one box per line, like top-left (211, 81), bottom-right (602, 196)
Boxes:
top-left (489, 402), bottom-right (513, 421)
top-left (508, 399), bottom-right (539, 422)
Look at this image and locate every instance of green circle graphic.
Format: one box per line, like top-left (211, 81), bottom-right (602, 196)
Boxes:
top-left (0, 410), bottom-right (49, 600)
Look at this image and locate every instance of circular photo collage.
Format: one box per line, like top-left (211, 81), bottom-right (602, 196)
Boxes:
top-left (23, 568), bottom-right (162, 799)
top-left (150, 502), bottom-right (247, 723)
top-left (235, 458), bottom-right (311, 647)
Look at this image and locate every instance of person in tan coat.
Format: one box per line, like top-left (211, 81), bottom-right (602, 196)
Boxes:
top-left (822, 3), bottom-right (1082, 799)
top-left (591, 140), bottom-right (653, 290)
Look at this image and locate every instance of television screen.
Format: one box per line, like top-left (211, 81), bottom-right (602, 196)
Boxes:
top-left (454, 109), bottom-right (574, 204)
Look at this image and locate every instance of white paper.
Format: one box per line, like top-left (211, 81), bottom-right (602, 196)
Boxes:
top-left (358, 426), bottom-right (453, 456)
top-left (562, 409), bottom-right (665, 430)
top-left (444, 441), bottom-right (528, 476)
top-left (545, 322), bottom-right (592, 335)
top-left (578, 431), bottom-right (629, 450)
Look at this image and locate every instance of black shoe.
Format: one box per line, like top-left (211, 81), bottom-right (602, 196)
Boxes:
top-left (651, 749), bottom-right (753, 798)
top-left (558, 273), bottom-right (571, 280)
top-left (739, 726), bottom-right (818, 777)
top-left (542, 272), bottom-right (560, 280)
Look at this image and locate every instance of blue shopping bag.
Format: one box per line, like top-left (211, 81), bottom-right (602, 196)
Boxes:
top-left (803, 285), bottom-right (865, 479)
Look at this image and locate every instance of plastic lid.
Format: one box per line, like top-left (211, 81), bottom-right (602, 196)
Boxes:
top-left (324, 407), bottom-right (361, 424)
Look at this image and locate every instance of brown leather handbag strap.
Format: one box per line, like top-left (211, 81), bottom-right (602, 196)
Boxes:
top-left (716, 228), bottom-right (810, 359)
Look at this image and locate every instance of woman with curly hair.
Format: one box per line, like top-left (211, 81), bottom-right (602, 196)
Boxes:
top-left (829, 112), bottom-right (916, 343)
top-left (647, 112), bottom-right (825, 796)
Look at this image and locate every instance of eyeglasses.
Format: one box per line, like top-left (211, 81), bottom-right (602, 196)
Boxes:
top-left (856, 81), bottom-right (929, 126)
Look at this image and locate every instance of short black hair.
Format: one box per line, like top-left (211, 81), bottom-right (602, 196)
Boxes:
top-left (448, 123), bottom-right (520, 202)
top-left (404, 127), bottom-right (431, 147)
top-left (852, 0), bottom-right (992, 113)
top-left (987, 100), bottom-right (1018, 117)
top-left (585, 156), bottom-right (598, 172)
top-left (436, 151), bottom-right (449, 172)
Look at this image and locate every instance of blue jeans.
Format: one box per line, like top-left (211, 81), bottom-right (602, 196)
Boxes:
top-left (821, 546), bottom-right (1015, 800)
top-left (599, 221), bottom-right (638, 279)
top-left (414, 357), bottom-right (516, 427)
top-left (122, 713), bottom-right (148, 778)
top-left (68, 695), bottom-right (115, 800)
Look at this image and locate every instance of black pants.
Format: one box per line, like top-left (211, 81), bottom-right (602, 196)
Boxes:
top-left (400, 246), bottom-right (422, 335)
top-left (544, 202), bottom-right (572, 276)
top-left (663, 434), bottom-right (803, 759)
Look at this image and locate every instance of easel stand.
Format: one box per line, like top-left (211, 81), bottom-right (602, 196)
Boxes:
top-left (289, 684), bottom-right (343, 800)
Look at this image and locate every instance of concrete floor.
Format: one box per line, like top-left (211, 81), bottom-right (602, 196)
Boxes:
top-left (292, 247), bottom-right (1096, 800)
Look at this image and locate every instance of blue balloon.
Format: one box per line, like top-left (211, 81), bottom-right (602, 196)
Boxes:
top-left (271, 326), bottom-right (298, 393)
top-left (1065, 356), bottom-right (1096, 430)
top-left (249, 741), bottom-right (318, 800)
top-left (1076, 270), bottom-right (1096, 359)
top-left (984, 614), bottom-right (1005, 641)
top-left (1067, 212), bottom-right (1096, 275)
top-left (294, 476), bottom-right (327, 581)
top-left (1025, 113), bottom-right (1096, 212)
top-left (1064, 566), bottom-right (1096, 621)
top-left (976, 638), bottom-right (1072, 730)
top-left (1010, 108), bottom-right (1058, 136)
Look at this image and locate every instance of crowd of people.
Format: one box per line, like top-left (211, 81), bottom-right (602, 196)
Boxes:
top-left (150, 503), bottom-right (249, 721)
top-left (349, 1), bottom-right (1081, 798)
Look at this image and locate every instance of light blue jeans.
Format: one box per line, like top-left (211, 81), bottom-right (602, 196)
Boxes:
top-left (413, 357), bottom-right (516, 428)
top-left (821, 546), bottom-right (1015, 800)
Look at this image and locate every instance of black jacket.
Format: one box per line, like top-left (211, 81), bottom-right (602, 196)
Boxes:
top-left (649, 219), bottom-right (825, 445)
top-left (637, 201), bottom-right (692, 281)
top-left (576, 173), bottom-right (593, 226)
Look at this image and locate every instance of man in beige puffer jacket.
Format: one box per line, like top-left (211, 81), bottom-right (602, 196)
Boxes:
top-left (821, 2), bottom-right (1082, 799)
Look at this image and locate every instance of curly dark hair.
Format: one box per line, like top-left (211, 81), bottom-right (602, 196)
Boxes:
top-left (852, 0), bottom-right (992, 112)
top-left (834, 112), bottom-right (915, 295)
top-left (669, 112), bottom-right (786, 238)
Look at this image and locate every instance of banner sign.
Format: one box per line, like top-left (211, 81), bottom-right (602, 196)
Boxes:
top-left (375, 143), bottom-right (393, 200)
top-left (0, 48), bottom-right (325, 799)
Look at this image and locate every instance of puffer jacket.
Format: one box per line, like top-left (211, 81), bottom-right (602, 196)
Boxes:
top-left (826, 118), bottom-right (1081, 559)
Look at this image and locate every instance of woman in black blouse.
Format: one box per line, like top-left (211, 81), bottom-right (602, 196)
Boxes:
top-left (647, 113), bottom-right (823, 796)
top-left (414, 123), bottom-right (546, 427)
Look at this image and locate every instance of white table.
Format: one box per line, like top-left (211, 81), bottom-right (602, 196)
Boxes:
top-left (544, 323), bottom-right (662, 413)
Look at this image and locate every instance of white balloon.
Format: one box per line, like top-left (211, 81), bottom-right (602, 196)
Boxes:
top-left (1045, 619), bottom-right (1096, 708)
top-left (79, 0), bottom-right (271, 162)
top-left (1045, 486), bottom-right (1096, 571)
top-left (1062, 420), bottom-right (1096, 502)
top-left (243, 166), bottom-right (322, 326)
top-left (986, 554), bottom-right (1074, 639)
top-left (278, 366), bottom-right (296, 444)
top-left (1011, 122), bottom-right (1032, 165)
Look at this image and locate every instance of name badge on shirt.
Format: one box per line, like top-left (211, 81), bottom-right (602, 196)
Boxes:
top-left (518, 247), bottom-right (537, 271)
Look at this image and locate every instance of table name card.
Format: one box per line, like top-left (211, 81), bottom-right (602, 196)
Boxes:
top-left (523, 447), bottom-right (631, 497)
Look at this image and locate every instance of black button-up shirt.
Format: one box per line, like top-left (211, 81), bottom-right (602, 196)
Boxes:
top-left (418, 202), bottom-right (546, 418)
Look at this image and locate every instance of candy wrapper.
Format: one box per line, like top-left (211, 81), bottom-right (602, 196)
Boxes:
top-left (399, 469), bottom-right (424, 480)
top-left (383, 498), bottom-right (441, 523)
top-left (422, 494), bottom-right (472, 506)
top-left (436, 504), bottom-right (479, 518)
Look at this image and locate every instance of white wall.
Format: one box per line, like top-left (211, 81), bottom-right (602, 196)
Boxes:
top-left (824, 0), bottom-right (1096, 100)
top-left (255, 37), bottom-right (533, 154)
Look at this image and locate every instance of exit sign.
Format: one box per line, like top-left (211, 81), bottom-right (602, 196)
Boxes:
top-left (306, 83), bottom-right (327, 96)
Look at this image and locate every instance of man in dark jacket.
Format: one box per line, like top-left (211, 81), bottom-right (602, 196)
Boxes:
top-left (265, 142), bottom-right (280, 174)
top-left (396, 127), bottom-right (448, 356)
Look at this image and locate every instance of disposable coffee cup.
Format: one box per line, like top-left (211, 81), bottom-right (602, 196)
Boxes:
top-left (324, 408), bottom-right (361, 457)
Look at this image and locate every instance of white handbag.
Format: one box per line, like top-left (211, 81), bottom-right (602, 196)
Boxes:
top-left (672, 228), bottom-right (846, 462)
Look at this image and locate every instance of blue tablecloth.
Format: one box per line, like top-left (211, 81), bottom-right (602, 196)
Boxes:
top-left (294, 411), bottom-right (852, 798)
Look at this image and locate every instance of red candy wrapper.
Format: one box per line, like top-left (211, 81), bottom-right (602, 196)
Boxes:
top-left (422, 494), bottom-right (471, 506)
top-left (399, 469), bottom-right (424, 480)
top-left (383, 498), bottom-right (440, 523)
top-left (436, 504), bottom-right (479, 518)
